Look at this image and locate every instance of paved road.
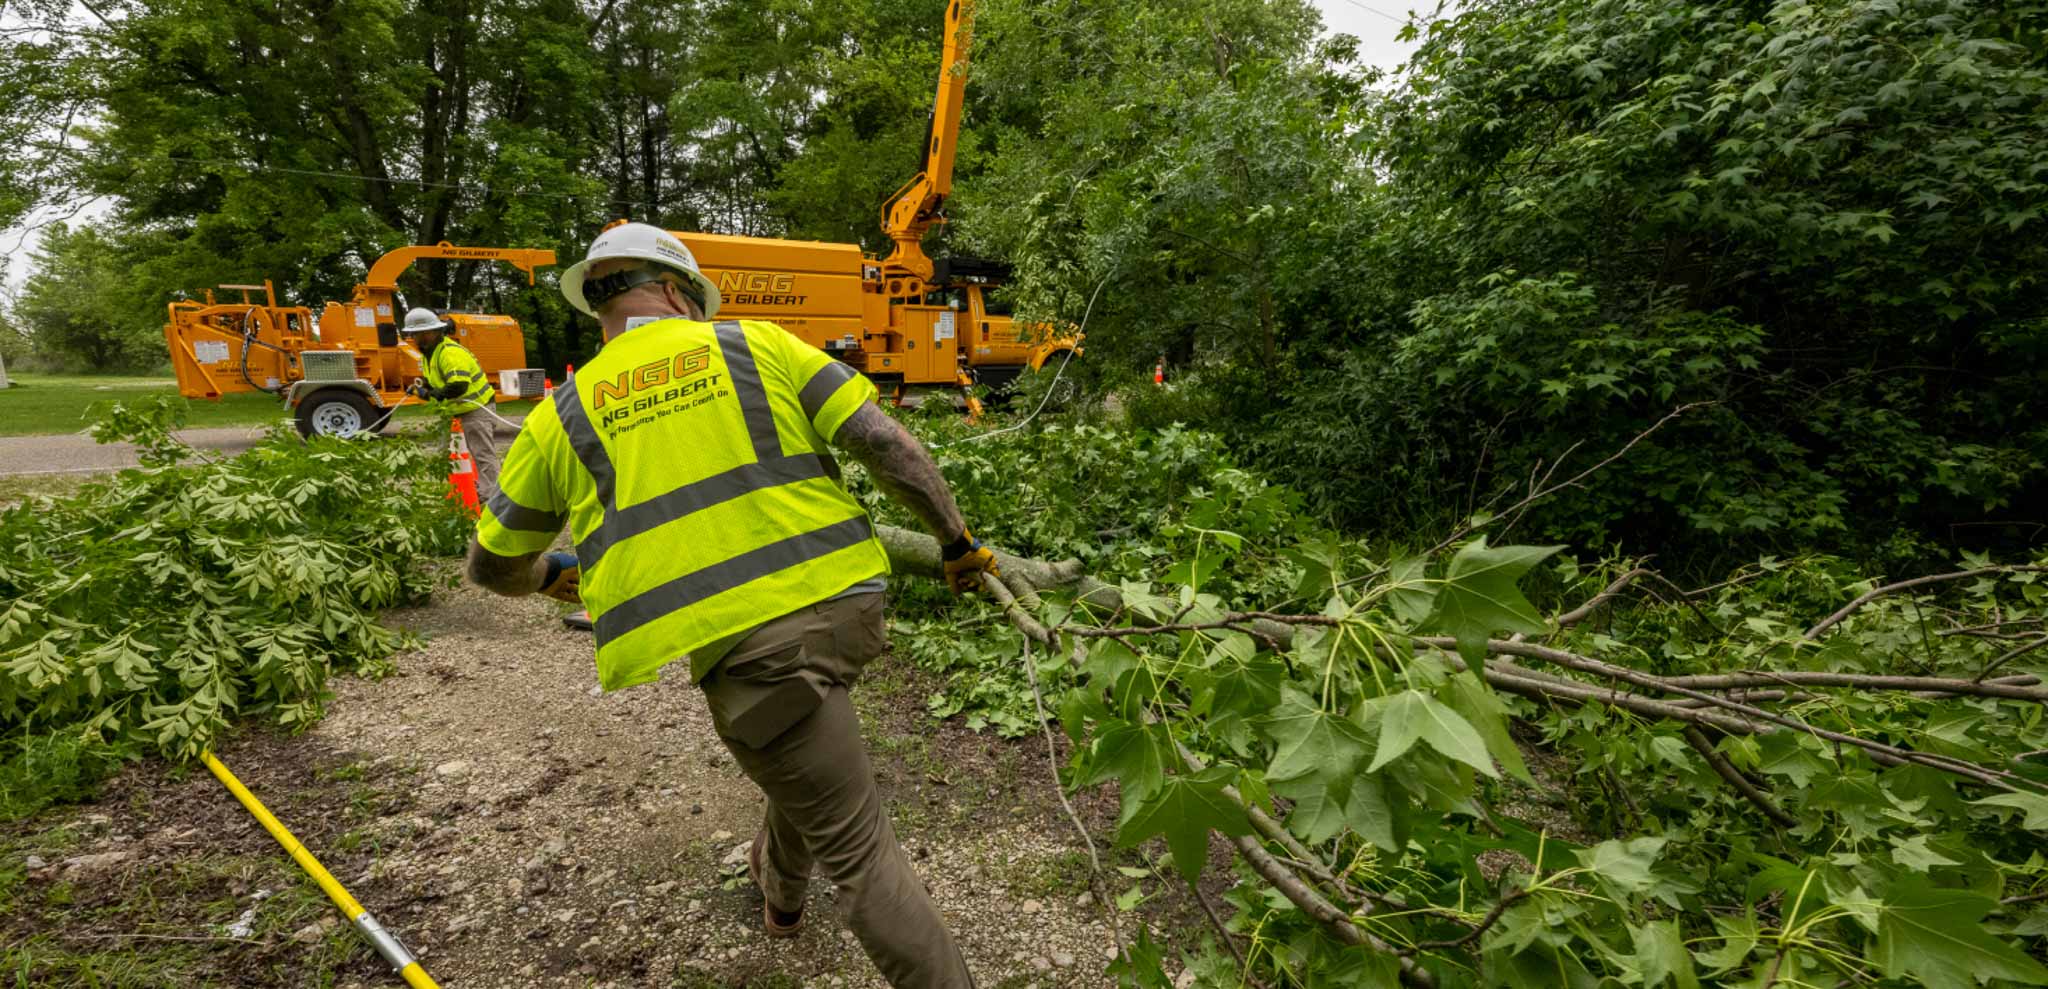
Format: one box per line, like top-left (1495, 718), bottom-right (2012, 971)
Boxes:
top-left (0, 426), bottom-right (274, 476)
top-left (0, 418), bottom-right (525, 476)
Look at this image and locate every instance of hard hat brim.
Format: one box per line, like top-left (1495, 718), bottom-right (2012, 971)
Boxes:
top-left (401, 319), bottom-right (450, 333)
top-left (561, 253), bottom-right (722, 319)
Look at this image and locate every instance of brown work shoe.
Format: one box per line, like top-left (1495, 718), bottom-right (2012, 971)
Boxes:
top-left (749, 831), bottom-right (803, 938)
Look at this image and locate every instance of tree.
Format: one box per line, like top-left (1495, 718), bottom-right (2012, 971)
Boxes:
top-left (14, 224), bottom-right (159, 372)
top-left (955, 0), bottom-right (1357, 368)
top-left (963, 0), bottom-right (2048, 570)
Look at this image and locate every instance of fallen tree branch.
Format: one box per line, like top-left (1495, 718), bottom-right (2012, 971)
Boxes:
top-left (1447, 638), bottom-right (2025, 791)
top-left (876, 524), bottom-right (1121, 609)
top-left (991, 572), bottom-right (1128, 967)
top-left (1401, 887), bottom-right (1530, 956)
top-left (1655, 671), bottom-right (2048, 703)
top-left (1803, 566), bottom-right (2048, 641)
top-left (1683, 725), bottom-right (1797, 828)
top-left (1978, 635), bottom-right (2048, 684)
top-left (1189, 880), bottom-right (1270, 989)
top-left (1553, 567), bottom-right (1650, 629)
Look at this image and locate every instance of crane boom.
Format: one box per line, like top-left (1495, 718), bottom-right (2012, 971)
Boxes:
top-left (362, 243), bottom-right (556, 290)
top-left (879, 0), bottom-right (975, 283)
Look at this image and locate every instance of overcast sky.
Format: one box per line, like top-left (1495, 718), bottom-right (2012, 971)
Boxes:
top-left (2, 2), bottom-right (1438, 294)
top-left (1310, 0), bottom-right (1439, 71)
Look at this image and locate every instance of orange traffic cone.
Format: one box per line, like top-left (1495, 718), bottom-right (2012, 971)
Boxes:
top-left (1153, 358), bottom-right (1165, 386)
top-left (447, 418), bottom-right (481, 515)
top-left (565, 363), bottom-right (575, 381)
top-left (543, 376), bottom-right (554, 400)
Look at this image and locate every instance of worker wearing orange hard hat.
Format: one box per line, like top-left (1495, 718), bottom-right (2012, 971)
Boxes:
top-left (402, 307), bottom-right (504, 494)
top-left (463, 222), bottom-right (993, 987)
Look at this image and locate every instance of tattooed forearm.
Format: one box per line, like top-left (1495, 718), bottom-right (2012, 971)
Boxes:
top-left (466, 539), bottom-right (549, 596)
top-left (832, 403), bottom-right (966, 540)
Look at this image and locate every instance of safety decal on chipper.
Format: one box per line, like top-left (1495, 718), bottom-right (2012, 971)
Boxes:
top-left (590, 345), bottom-right (724, 432)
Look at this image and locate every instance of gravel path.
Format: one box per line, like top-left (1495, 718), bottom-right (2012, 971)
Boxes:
top-left (2, 569), bottom-right (1140, 987)
top-left (306, 580), bottom-right (1126, 988)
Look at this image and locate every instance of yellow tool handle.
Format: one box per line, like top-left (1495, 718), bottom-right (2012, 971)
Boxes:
top-left (201, 750), bottom-right (440, 989)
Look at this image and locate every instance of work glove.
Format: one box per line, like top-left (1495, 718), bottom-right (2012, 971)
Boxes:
top-left (538, 552), bottom-right (582, 603)
top-left (406, 378), bottom-right (430, 400)
top-left (941, 529), bottom-right (1000, 595)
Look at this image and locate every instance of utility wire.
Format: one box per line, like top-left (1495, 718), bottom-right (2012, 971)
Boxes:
top-left (27, 143), bottom-right (661, 209)
top-left (151, 154), bottom-right (657, 208)
top-left (1335, 0), bottom-right (1410, 26)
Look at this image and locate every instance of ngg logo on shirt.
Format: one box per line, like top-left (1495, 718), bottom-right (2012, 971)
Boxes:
top-left (589, 345), bottom-right (724, 430)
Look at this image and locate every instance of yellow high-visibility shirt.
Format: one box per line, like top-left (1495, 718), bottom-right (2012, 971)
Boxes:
top-left (475, 318), bottom-right (887, 690)
top-left (425, 339), bottom-right (495, 408)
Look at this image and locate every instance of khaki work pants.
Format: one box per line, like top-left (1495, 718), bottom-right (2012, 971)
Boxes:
top-left (456, 406), bottom-right (501, 497)
top-left (699, 592), bottom-right (973, 989)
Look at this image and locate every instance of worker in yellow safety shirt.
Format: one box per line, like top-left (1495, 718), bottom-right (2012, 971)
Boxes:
top-left (463, 222), bottom-right (997, 989)
top-left (401, 307), bottom-right (503, 493)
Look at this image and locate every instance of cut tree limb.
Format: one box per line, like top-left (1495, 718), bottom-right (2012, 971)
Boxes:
top-left (1683, 725), bottom-right (1797, 828)
top-left (1802, 565), bottom-right (2048, 641)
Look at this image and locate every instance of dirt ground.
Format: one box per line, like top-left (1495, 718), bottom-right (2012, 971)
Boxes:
top-left (0, 572), bottom-right (1190, 988)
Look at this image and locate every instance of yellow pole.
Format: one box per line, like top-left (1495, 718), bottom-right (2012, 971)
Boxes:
top-left (200, 750), bottom-right (440, 989)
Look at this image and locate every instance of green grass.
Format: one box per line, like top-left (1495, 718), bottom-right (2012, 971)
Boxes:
top-left (0, 373), bottom-right (537, 437)
top-left (0, 374), bottom-right (298, 436)
top-left (0, 473), bottom-right (88, 506)
top-left (0, 735), bottom-right (133, 824)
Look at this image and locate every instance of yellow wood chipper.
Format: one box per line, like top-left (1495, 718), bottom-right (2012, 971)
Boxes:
top-left (164, 244), bottom-right (554, 437)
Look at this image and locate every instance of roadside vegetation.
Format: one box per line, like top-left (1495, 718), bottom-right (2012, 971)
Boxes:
top-left (0, 374), bottom-right (533, 438)
top-left (0, 399), bottom-right (469, 819)
top-left (1, 0), bottom-right (2043, 986)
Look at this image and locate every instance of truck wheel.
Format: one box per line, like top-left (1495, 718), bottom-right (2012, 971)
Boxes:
top-left (295, 389), bottom-right (377, 439)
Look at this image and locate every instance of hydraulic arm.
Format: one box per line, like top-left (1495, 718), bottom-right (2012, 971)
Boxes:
top-left (878, 0), bottom-right (975, 285)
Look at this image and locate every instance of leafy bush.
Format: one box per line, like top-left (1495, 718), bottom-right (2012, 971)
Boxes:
top-left (866, 417), bottom-right (1317, 732)
top-left (964, 0), bottom-right (2048, 570)
top-left (0, 399), bottom-right (468, 760)
top-left (1034, 497), bottom-right (2048, 986)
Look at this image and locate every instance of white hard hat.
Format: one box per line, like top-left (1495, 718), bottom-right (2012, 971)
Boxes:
top-left (401, 307), bottom-right (449, 334)
top-left (560, 222), bottom-right (721, 318)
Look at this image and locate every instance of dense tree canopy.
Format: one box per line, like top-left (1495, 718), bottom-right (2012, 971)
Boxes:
top-left (952, 0), bottom-right (2048, 571)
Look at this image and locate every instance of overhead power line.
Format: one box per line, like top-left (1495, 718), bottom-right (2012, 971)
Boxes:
top-left (1336, 0), bottom-right (1409, 27)
top-left (27, 143), bottom-right (663, 210)
top-left (153, 154), bottom-right (658, 208)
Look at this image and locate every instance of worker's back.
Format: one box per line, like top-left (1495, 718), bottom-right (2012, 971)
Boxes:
top-left (480, 318), bottom-right (889, 690)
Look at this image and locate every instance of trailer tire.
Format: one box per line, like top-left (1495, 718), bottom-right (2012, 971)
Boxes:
top-left (295, 389), bottom-right (378, 439)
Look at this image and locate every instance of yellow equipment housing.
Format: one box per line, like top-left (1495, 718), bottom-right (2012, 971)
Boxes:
top-left (163, 282), bottom-right (319, 399)
top-left (679, 234), bottom-right (1077, 403)
top-left (164, 244), bottom-right (555, 436)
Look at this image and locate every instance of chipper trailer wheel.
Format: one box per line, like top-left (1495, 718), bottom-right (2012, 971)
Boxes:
top-left (295, 388), bottom-right (379, 439)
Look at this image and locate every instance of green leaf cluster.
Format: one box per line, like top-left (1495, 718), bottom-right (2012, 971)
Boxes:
top-left (0, 405), bottom-right (467, 759)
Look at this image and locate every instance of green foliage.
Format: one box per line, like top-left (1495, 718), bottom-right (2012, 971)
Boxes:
top-left (12, 224), bottom-right (165, 373)
top-left (880, 403), bottom-right (2048, 985)
top-left (0, 406), bottom-right (467, 761)
top-left (873, 417), bottom-right (1314, 731)
top-left (1042, 527), bottom-right (2048, 986)
top-left (966, 0), bottom-right (2048, 569)
top-left (0, 732), bottom-right (134, 823)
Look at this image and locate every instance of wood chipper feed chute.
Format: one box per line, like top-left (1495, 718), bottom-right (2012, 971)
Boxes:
top-left (164, 281), bottom-right (319, 400)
